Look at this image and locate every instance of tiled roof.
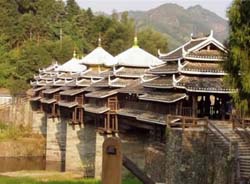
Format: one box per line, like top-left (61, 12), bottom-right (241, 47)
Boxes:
top-left (58, 101), bottom-right (78, 108)
top-left (142, 76), bottom-right (173, 89)
top-left (40, 98), bottom-right (56, 104)
top-left (115, 67), bottom-right (148, 78)
top-left (148, 62), bottom-right (178, 74)
top-left (83, 104), bottom-right (110, 114)
top-left (43, 87), bottom-right (62, 94)
top-left (76, 78), bottom-right (91, 87)
top-left (139, 92), bottom-right (186, 103)
top-left (85, 89), bottom-right (117, 99)
top-left (177, 76), bottom-right (232, 93)
top-left (181, 61), bottom-right (224, 74)
top-left (117, 108), bottom-right (165, 125)
top-left (118, 80), bottom-right (146, 94)
top-left (110, 78), bottom-right (134, 87)
top-left (161, 39), bottom-right (206, 61)
top-left (60, 88), bottom-right (85, 96)
top-left (116, 46), bottom-right (164, 67)
top-left (80, 47), bottom-right (116, 66)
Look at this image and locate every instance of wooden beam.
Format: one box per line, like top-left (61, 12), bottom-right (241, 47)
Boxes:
top-left (122, 155), bottom-right (155, 184)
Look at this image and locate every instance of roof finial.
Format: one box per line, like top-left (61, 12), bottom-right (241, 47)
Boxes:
top-left (73, 49), bottom-right (76, 58)
top-left (98, 33), bottom-right (102, 47)
top-left (210, 30), bottom-right (214, 37)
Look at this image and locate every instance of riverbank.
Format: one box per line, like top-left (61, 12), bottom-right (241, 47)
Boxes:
top-left (0, 171), bottom-right (141, 184)
top-left (0, 123), bottom-right (45, 157)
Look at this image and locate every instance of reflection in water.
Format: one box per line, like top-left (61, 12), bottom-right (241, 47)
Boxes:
top-left (0, 157), bottom-right (62, 172)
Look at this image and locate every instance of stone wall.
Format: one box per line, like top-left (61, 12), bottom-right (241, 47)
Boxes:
top-left (66, 122), bottom-right (96, 177)
top-left (165, 128), bottom-right (234, 184)
top-left (45, 117), bottom-right (66, 171)
top-left (145, 144), bottom-right (166, 183)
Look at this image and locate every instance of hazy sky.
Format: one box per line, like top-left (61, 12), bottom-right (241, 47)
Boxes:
top-left (75, 0), bottom-right (232, 19)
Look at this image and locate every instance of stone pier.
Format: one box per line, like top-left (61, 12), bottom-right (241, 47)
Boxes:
top-left (65, 122), bottom-right (96, 177)
top-left (45, 117), bottom-right (67, 171)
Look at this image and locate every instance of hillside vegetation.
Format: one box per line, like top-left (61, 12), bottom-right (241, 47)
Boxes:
top-left (0, 0), bottom-right (168, 95)
top-left (127, 3), bottom-right (228, 49)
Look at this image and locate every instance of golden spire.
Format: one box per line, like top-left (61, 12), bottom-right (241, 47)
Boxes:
top-left (98, 33), bottom-right (102, 47)
top-left (73, 49), bottom-right (76, 58)
top-left (133, 29), bottom-right (139, 48)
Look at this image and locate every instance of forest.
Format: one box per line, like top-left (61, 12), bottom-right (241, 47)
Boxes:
top-left (0, 0), bottom-right (168, 95)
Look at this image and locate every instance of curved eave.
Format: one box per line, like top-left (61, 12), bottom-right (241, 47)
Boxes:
top-left (142, 84), bottom-right (174, 89)
top-left (160, 57), bottom-right (183, 62)
top-left (180, 70), bottom-right (226, 76)
top-left (184, 56), bottom-right (225, 61)
top-left (148, 71), bottom-right (179, 75)
top-left (176, 85), bottom-right (235, 94)
top-left (115, 74), bottom-right (143, 78)
top-left (139, 94), bottom-right (187, 104)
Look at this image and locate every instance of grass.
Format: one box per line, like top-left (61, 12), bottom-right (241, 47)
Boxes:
top-left (0, 122), bottom-right (33, 141)
top-left (0, 176), bottom-right (142, 184)
top-left (0, 174), bottom-right (142, 184)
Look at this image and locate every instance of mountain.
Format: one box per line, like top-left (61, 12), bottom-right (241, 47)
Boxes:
top-left (127, 3), bottom-right (228, 50)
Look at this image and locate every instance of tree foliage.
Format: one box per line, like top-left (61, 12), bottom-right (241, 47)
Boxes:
top-left (225, 0), bottom-right (250, 115)
top-left (0, 0), bottom-right (168, 95)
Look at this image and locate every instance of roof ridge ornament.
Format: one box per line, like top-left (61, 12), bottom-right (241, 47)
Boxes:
top-left (209, 30), bottom-right (214, 38)
top-left (133, 36), bottom-right (139, 48)
top-left (73, 49), bottom-right (77, 58)
top-left (98, 33), bottom-right (102, 47)
top-left (182, 46), bottom-right (187, 57)
top-left (190, 33), bottom-right (194, 40)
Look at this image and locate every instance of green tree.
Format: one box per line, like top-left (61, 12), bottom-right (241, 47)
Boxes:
top-left (224, 0), bottom-right (250, 115)
top-left (65, 0), bottom-right (80, 20)
top-left (138, 28), bottom-right (168, 56)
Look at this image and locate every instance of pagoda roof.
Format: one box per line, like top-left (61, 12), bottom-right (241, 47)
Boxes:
top-left (160, 39), bottom-right (205, 61)
top-left (80, 69), bottom-right (109, 79)
top-left (60, 88), bottom-right (85, 96)
top-left (39, 62), bottom-right (60, 74)
top-left (142, 76), bottom-right (173, 89)
top-left (57, 72), bottom-right (80, 79)
top-left (180, 61), bottom-right (225, 75)
top-left (85, 89), bottom-right (117, 99)
top-left (139, 92), bottom-right (186, 103)
top-left (83, 104), bottom-right (110, 114)
top-left (52, 79), bottom-right (74, 87)
top-left (115, 46), bottom-right (164, 67)
top-left (110, 78), bottom-right (134, 88)
top-left (159, 30), bottom-right (227, 61)
top-left (34, 73), bottom-right (57, 80)
top-left (177, 76), bottom-right (233, 93)
top-left (148, 62), bottom-right (178, 74)
top-left (58, 101), bottom-right (78, 108)
top-left (91, 78), bottom-right (109, 88)
top-left (76, 78), bottom-right (92, 87)
top-left (30, 80), bottom-right (53, 87)
top-left (55, 57), bottom-right (87, 73)
top-left (114, 67), bottom-right (148, 78)
top-left (118, 80), bottom-right (146, 94)
top-left (80, 47), bottom-right (116, 66)
top-left (185, 49), bottom-right (225, 61)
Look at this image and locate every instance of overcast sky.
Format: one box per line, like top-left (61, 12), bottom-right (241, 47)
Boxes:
top-left (75, 0), bottom-right (232, 19)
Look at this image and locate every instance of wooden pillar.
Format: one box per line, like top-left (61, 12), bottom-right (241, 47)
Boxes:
top-left (102, 137), bottom-right (122, 184)
top-left (192, 95), bottom-right (197, 118)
